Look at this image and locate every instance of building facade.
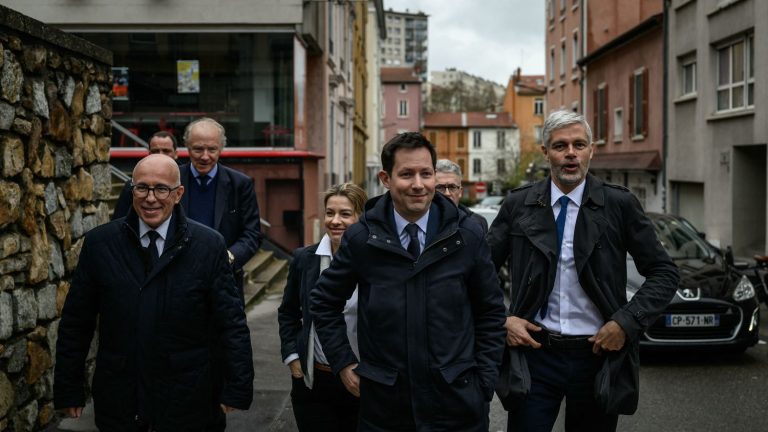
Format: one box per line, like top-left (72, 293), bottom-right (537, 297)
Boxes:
top-left (4, 0), bottom-right (383, 250)
top-left (580, 0), bottom-right (665, 212)
top-left (545, 0), bottom-right (583, 114)
top-left (423, 112), bottom-right (519, 198)
top-left (380, 9), bottom-right (428, 81)
top-left (428, 68), bottom-right (506, 113)
top-left (666, 0), bottom-right (766, 255)
top-left (503, 68), bottom-right (546, 174)
top-left (381, 67), bottom-right (422, 144)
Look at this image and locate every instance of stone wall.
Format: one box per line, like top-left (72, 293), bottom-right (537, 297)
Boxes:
top-left (0, 5), bottom-right (112, 432)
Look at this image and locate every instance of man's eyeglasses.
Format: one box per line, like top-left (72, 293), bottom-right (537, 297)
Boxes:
top-left (131, 183), bottom-right (180, 199)
top-left (435, 183), bottom-right (461, 193)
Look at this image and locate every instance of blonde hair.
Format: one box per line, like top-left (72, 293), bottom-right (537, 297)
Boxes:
top-left (323, 183), bottom-right (367, 216)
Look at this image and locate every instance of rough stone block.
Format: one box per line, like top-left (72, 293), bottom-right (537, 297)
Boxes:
top-left (85, 83), bottom-right (101, 115)
top-left (90, 163), bottom-right (111, 200)
top-left (28, 232), bottom-right (50, 285)
top-left (1, 135), bottom-right (24, 178)
top-left (13, 400), bottom-right (38, 432)
top-left (48, 236), bottom-right (64, 281)
top-left (22, 45), bottom-right (47, 74)
top-left (11, 289), bottom-right (37, 332)
top-left (60, 76), bottom-right (75, 108)
top-left (0, 292), bottom-right (12, 340)
top-left (36, 284), bottom-right (57, 320)
top-left (11, 118), bottom-right (31, 136)
top-left (56, 282), bottom-right (69, 316)
top-left (49, 101), bottom-right (72, 143)
top-left (0, 180), bottom-right (21, 228)
top-left (0, 275), bottom-right (13, 291)
top-left (0, 233), bottom-right (20, 259)
top-left (4, 339), bottom-right (27, 373)
top-left (38, 400), bottom-right (55, 427)
top-left (54, 145), bottom-right (73, 178)
top-left (31, 79), bottom-right (49, 119)
top-left (46, 319), bottom-right (59, 359)
top-left (0, 100), bottom-right (13, 130)
top-left (1, 50), bottom-right (23, 103)
top-left (0, 254), bottom-right (29, 275)
top-left (26, 341), bottom-right (52, 384)
top-left (0, 372), bottom-right (13, 417)
top-left (44, 182), bottom-right (58, 215)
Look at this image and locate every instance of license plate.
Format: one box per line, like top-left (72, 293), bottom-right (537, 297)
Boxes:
top-left (665, 314), bottom-right (719, 327)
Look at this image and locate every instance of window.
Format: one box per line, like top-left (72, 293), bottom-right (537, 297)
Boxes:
top-left (547, 0), bottom-right (554, 22)
top-left (613, 108), bottom-right (623, 141)
top-left (457, 158), bottom-right (466, 175)
top-left (560, 41), bottom-right (566, 77)
top-left (717, 34), bottom-right (754, 111)
top-left (534, 98), bottom-right (544, 115)
top-left (457, 131), bottom-right (466, 148)
top-left (629, 69), bottom-right (648, 137)
top-left (534, 126), bottom-right (543, 142)
top-left (473, 158), bottom-right (481, 175)
top-left (497, 131), bottom-right (506, 149)
top-left (497, 159), bottom-right (506, 175)
top-left (399, 83), bottom-right (407, 93)
top-left (549, 48), bottom-right (555, 83)
top-left (398, 100), bottom-right (408, 117)
top-left (428, 132), bottom-right (436, 145)
top-left (572, 32), bottom-right (579, 70)
top-left (593, 84), bottom-right (608, 142)
top-left (681, 59), bottom-right (696, 96)
top-left (473, 131), bottom-right (482, 149)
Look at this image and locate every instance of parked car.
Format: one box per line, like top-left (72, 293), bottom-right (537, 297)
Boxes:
top-left (472, 195), bottom-right (504, 209)
top-left (627, 213), bottom-right (760, 352)
top-left (471, 207), bottom-right (500, 228)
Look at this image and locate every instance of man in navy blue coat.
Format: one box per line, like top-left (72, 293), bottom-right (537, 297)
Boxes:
top-left (54, 155), bottom-right (254, 431)
top-left (311, 133), bottom-right (506, 431)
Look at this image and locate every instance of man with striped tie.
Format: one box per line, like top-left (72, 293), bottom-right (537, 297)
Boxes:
top-left (487, 110), bottom-right (678, 432)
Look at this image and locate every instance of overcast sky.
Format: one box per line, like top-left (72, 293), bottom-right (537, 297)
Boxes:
top-left (382, 0), bottom-right (545, 85)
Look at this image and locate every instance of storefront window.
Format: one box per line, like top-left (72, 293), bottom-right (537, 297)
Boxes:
top-left (78, 32), bottom-right (295, 148)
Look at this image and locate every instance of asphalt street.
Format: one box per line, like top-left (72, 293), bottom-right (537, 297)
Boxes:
top-left (48, 297), bottom-right (768, 432)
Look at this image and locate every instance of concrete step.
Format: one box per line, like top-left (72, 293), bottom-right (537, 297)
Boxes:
top-left (243, 249), bottom-right (275, 281)
top-left (244, 256), bottom-right (288, 309)
top-left (243, 281), bottom-right (267, 307)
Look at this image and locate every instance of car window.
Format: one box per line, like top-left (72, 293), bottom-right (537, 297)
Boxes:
top-left (652, 218), bottom-right (714, 260)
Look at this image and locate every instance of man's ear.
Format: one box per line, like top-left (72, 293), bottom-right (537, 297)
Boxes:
top-left (378, 170), bottom-right (391, 189)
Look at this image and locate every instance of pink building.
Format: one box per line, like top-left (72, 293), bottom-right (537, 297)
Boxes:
top-left (580, 0), bottom-right (664, 212)
top-left (381, 67), bottom-right (422, 143)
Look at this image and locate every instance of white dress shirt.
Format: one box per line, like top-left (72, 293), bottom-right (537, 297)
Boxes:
top-left (138, 216), bottom-right (171, 256)
top-left (394, 209), bottom-right (429, 253)
top-left (539, 180), bottom-right (603, 336)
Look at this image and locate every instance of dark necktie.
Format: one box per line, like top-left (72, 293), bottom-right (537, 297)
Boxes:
top-left (541, 196), bottom-right (570, 319)
top-left (146, 230), bottom-right (160, 267)
top-left (198, 175), bottom-right (210, 188)
top-left (405, 223), bottom-right (421, 259)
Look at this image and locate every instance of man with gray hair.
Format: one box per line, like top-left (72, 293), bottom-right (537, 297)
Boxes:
top-left (487, 110), bottom-right (678, 431)
top-left (435, 158), bottom-right (489, 233)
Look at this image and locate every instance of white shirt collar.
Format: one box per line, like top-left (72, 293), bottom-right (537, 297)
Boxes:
top-left (139, 215), bottom-right (171, 241)
top-left (550, 178), bottom-right (586, 208)
top-left (393, 208), bottom-right (430, 237)
top-left (316, 233), bottom-right (333, 258)
top-left (189, 163), bottom-right (219, 179)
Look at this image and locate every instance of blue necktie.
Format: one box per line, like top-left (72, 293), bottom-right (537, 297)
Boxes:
top-left (405, 223), bottom-right (421, 259)
top-left (540, 195), bottom-right (570, 319)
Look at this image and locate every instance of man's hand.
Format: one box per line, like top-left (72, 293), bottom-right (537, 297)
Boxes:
top-left (505, 316), bottom-right (542, 348)
top-left (220, 404), bottom-right (238, 414)
top-left (288, 359), bottom-right (304, 378)
top-left (63, 407), bottom-right (83, 418)
top-left (588, 320), bottom-right (626, 354)
top-left (340, 363), bottom-right (360, 397)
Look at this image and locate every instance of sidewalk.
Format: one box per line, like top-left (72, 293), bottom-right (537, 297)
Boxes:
top-left (45, 292), bottom-right (297, 432)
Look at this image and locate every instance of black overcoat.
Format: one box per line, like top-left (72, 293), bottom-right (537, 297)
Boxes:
top-left (311, 193), bottom-right (506, 431)
top-left (54, 206), bottom-right (254, 431)
top-left (486, 174), bottom-right (679, 411)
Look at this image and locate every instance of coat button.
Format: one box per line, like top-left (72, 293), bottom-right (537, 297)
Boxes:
top-left (372, 235), bottom-right (377, 239)
top-left (386, 239), bottom-right (391, 244)
top-left (456, 240), bottom-right (461, 245)
top-left (442, 247), bottom-right (448, 252)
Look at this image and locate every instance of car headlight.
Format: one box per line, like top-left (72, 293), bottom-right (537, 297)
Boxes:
top-left (733, 275), bottom-right (755, 301)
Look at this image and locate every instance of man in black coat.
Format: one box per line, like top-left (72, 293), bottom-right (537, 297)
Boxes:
top-left (487, 111), bottom-right (679, 431)
top-left (311, 133), bottom-right (506, 431)
top-left (435, 158), bottom-right (489, 233)
top-left (179, 117), bottom-right (262, 295)
top-left (54, 155), bottom-right (254, 431)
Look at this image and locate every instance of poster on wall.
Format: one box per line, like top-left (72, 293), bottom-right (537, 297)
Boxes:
top-left (177, 60), bottom-right (200, 94)
top-left (112, 67), bottom-right (129, 100)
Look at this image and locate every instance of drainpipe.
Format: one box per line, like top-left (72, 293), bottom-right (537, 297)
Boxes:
top-left (662, 0), bottom-right (669, 213)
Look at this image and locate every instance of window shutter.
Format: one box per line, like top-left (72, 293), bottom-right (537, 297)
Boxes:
top-left (603, 85), bottom-right (609, 141)
top-left (642, 68), bottom-right (649, 136)
top-left (628, 74), bottom-right (634, 137)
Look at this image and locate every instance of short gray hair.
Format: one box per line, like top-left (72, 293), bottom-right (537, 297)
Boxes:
top-left (436, 159), bottom-right (463, 181)
top-left (183, 117), bottom-right (227, 147)
top-left (542, 110), bottom-right (592, 148)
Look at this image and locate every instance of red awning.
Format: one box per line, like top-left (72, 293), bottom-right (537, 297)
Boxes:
top-left (590, 150), bottom-right (661, 171)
